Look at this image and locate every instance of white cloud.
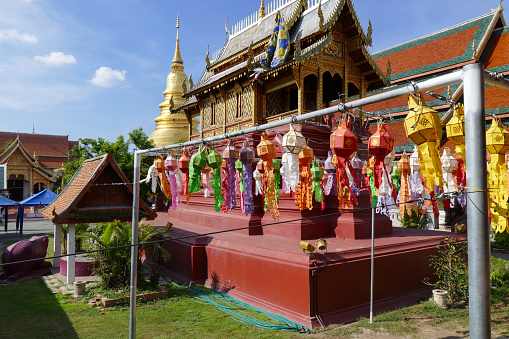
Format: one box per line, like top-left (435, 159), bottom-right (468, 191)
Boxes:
top-left (34, 52), bottom-right (76, 67)
top-left (0, 29), bottom-right (37, 44)
top-left (90, 67), bottom-right (127, 87)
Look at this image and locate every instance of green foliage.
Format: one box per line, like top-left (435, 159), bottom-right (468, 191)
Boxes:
top-left (399, 206), bottom-right (424, 228)
top-left (86, 220), bottom-right (170, 289)
top-left (493, 231), bottom-right (509, 250)
top-left (0, 139), bottom-right (13, 154)
top-left (424, 237), bottom-right (469, 303)
top-left (490, 256), bottom-right (509, 288)
top-left (63, 127), bottom-right (155, 202)
top-left (60, 223), bottom-right (90, 254)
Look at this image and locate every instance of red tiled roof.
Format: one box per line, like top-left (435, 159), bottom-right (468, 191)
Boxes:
top-left (375, 26), bottom-right (478, 81)
top-left (484, 32), bottom-right (509, 70)
top-left (0, 132), bottom-right (77, 158)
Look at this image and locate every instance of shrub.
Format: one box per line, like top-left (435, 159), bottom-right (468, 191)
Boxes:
top-left (424, 237), bottom-right (468, 303)
top-left (87, 220), bottom-right (170, 289)
top-left (490, 256), bottom-right (509, 288)
top-left (493, 232), bottom-right (509, 251)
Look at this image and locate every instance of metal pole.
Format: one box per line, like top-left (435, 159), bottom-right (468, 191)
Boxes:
top-left (463, 63), bottom-right (490, 339)
top-left (129, 151), bottom-right (141, 339)
top-left (369, 207), bottom-right (375, 323)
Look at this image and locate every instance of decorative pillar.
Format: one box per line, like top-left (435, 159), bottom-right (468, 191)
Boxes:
top-left (66, 223), bottom-right (75, 284)
top-left (53, 224), bottom-right (62, 268)
top-left (317, 69), bottom-right (324, 110)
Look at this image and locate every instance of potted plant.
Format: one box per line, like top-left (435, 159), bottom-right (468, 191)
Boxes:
top-left (424, 236), bottom-right (468, 308)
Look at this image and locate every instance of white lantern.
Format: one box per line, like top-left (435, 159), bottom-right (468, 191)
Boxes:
top-left (410, 146), bottom-right (420, 172)
top-left (282, 124), bottom-right (305, 154)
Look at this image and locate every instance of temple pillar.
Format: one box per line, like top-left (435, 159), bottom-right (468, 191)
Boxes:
top-left (66, 223), bottom-right (75, 284)
top-left (53, 223), bottom-right (62, 268)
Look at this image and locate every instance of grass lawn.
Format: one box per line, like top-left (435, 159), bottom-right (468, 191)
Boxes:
top-left (1, 236), bottom-right (508, 338)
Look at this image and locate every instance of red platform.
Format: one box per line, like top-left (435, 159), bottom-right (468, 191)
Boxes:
top-left (150, 125), bottom-right (446, 328)
top-left (151, 211), bottom-right (446, 329)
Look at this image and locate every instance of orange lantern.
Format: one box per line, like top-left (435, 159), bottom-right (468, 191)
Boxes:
top-left (256, 132), bottom-right (277, 169)
top-left (295, 140), bottom-right (314, 211)
top-left (330, 118), bottom-right (358, 158)
top-left (368, 121), bottom-right (394, 189)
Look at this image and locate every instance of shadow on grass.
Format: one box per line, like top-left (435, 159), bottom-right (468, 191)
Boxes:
top-left (0, 278), bottom-right (79, 339)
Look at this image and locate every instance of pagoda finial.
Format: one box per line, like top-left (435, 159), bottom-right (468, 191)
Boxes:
top-left (205, 44), bottom-right (210, 67)
top-left (259, 0), bottom-right (266, 20)
top-left (172, 13), bottom-right (183, 64)
top-left (225, 17), bottom-right (230, 35)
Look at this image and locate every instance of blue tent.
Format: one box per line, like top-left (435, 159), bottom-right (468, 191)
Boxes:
top-left (16, 189), bottom-right (58, 237)
top-left (0, 195), bottom-right (18, 232)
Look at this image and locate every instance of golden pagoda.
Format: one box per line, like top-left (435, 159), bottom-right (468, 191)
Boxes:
top-left (150, 14), bottom-right (198, 147)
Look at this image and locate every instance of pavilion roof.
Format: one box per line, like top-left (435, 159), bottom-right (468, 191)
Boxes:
top-left (190, 0), bottom-right (387, 95)
top-left (373, 11), bottom-right (504, 83)
top-left (42, 153), bottom-right (156, 224)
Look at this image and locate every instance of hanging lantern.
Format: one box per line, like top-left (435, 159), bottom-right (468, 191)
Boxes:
top-left (155, 156), bottom-right (172, 199)
top-left (486, 118), bottom-right (509, 233)
top-left (404, 94), bottom-right (442, 145)
top-left (240, 140), bottom-right (255, 216)
top-left (405, 94), bottom-right (443, 197)
top-left (257, 133), bottom-right (279, 220)
top-left (206, 148), bottom-right (224, 212)
top-left (368, 121), bottom-right (394, 189)
top-left (330, 119), bottom-right (358, 157)
top-left (391, 162), bottom-right (401, 192)
top-left (189, 147), bottom-right (207, 194)
top-left (179, 148), bottom-right (191, 203)
top-left (397, 153), bottom-right (417, 218)
top-left (165, 153), bottom-right (181, 210)
top-left (282, 124), bottom-right (305, 154)
top-left (202, 165), bottom-right (211, 198)
top-left (410, 146), bottom-right (420, 172)
top-left (222, 140), bottom-right (238, 211)
top-left (282, 124), bottom-right (304, 193)
top-left (447, 104), bottom-right (466, 190)
top-left (257, 132), bottom-right (277, 168)
top-left (311, 161), bottom-right (324, 203)
top-left (295, 140), bottom-right (314, 211)
top-left (324, 151), bottom-right (337, 196)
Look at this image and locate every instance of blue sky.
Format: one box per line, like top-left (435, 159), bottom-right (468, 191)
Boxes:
top-left (0, 0), bottom-right (503, 143)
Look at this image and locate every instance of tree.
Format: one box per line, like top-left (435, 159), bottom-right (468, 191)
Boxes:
top-left (0, 139), bottom-right (13, 154)
top-left (63, 128), bottom-right (156, 202)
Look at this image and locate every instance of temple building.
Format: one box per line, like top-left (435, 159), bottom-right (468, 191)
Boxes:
top-left (177, 0), bottom-right (388, 139)
top-left (0, 132), bottom-right (78, 201)
top-left (149, 15), bottom-right (199, 147)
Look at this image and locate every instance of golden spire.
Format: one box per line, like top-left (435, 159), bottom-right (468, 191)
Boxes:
top-left (173, 13), bottom-right (183, 64)
top-left (259, 0), bottom-right (266, 20)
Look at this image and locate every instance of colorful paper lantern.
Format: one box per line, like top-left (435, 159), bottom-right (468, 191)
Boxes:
top-left (257, 132), bottom-right (277, 167)
top-left (188, 147), bottom-right (207, 194)
top-left (295, 140), bottom-right (314, 211)
top-left (311, 161), bottom-right (324, 203)
top-left (330, 119), bottom-right (358, 158)
top-left (324, 151), bottom-right (337, 196)
top-left (282, 125), bottom-right (304, 193)
top-left (486, 118), bottom-right (509, 233)
top-left (368, 121), bottom-right (394, 189)
top-left (240, 140), bottom-right (255, 216)
top-left (165, 153), bottom-right (181, 210)
top-left (405, 95), bottom-right (443, 198)
top-left (179, 148), bottom-right (191, 203)
top-left (397, 153), bottom-right (417, 218)
top-left (155, 156), bottom-right (171, 199)
top-left (282, 124), bottom-right (305, 154)
top-left (446, 104), bottom-right (466, 190)
top-left (206, 148), bottom-right (224, 212)
top-left (222, 140), bottom-right (238, 211)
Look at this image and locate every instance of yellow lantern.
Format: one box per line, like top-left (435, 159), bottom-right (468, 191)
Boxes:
top-left (445, 104), bottom-right (465, 145)
top-left (486, 118), bottom-right (509, 233)
top-left (404, 94), bottom-right (442, 145)
top-left (486, 119), bottom-right (509, 155)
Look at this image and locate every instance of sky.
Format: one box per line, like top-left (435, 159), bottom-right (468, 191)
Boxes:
top-left (0, 0), bottom-right (504, 143)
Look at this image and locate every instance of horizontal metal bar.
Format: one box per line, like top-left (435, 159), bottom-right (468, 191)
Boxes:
top-left (483, 71), bottom-right (509, 91)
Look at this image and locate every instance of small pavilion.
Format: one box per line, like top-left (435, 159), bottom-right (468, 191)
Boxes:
top-left (42, 153), bottom-right (156, 283)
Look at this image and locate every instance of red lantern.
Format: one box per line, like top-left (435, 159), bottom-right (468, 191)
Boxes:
top-left (178, 148), bottom-right (190, 172)
top-left (330, 118), bottom-right (358, 158)
top-left (368, 122), bottom-right (394, 189)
